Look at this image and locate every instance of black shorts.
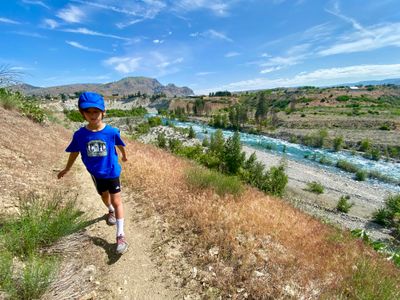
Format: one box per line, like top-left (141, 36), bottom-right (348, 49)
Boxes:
top-left (91, 176), bottom-right (121, 195)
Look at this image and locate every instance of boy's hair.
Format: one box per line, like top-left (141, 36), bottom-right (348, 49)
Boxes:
top-left (78, 92), bottom-right (105, 111)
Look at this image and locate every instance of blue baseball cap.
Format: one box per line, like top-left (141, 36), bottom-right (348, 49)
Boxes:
top-left (78, 92), bottom-right (105, 111)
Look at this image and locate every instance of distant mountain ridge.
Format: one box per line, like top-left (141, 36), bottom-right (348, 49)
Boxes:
top-left (341, 78), bottom-right (400, 87)
top-left (11, 76), bottom-right (194, 97)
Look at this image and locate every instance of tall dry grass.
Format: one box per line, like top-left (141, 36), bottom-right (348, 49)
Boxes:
top-left (122, 140), bottom-right (400, 298)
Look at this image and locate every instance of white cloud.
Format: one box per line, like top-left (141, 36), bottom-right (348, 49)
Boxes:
top-left (57, 5), bottom-right (85, 23)
top-left (43, 18), bottom-right (59, 29)
top-left (200, 64), bottom-right (400, 93)
top-left (66, 41), bottom-right (106, 53)
top-left (104, 56), bottom-right (142, 73)
top-left (63, 27), bottom-right (130, 41)
top-left (175, 0), bottom-right (231, 16)
top-left (318, 22), bottom-right (400, 56)
top-left (116, 19), bottom-right (143, 29)
top-left (153, 39), bottom-right (164, 44)
top-left (22, 0), bottom-right (50, 9)
top-left (225, 51), bottom-right (240, 58)
top-left (196, 71), bottom-right (215, 76)
top-left (190, 29), bottom-right (233, 42)
top-left (0, 17), bottom-right (21, 25)
top-left (12, 31), bottom-right (46, 38)
top-left (260, 66), bottom-right (282, 74)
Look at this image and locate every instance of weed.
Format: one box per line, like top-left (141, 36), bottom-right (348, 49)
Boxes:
top-left (336, 195), bottom-right (354, 213)
top-left (355, 170), bottom-right (367, 181)
top-left (373, 194), bottom-right (400, 233)
top-left (336, 159), bottom-right (360, 173)
top-left (0, 192), bottom-right (86, 257)
top-left (186, 167), bottom-right (243, 196)
top-left (305, 181), bottom-right (324, 194)
top-left (332, 136), bottom-right (344, 152)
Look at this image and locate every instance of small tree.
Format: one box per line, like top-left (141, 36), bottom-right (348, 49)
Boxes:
top-left (188, 126), bottom-right (196, 139)
top-left (223, 131), bottom-right (245, 174)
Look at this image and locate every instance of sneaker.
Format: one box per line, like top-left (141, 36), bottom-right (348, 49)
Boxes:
top-left (116, 235), bottom-right (129, 254)
top-left (106, 211), bottom-right (116, 226)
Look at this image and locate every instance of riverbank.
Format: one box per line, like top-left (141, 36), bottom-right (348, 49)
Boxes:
top-left (242, 145), bottom-right (394, 241)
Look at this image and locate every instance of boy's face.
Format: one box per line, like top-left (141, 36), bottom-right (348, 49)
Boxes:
top-left (82, 107), bottom-right (105, 125)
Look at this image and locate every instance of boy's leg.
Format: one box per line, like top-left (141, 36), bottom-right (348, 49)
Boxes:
top-left (110, 192), bottom-right (128, 254)
top-left (101, 191), bottom-right (116, 225)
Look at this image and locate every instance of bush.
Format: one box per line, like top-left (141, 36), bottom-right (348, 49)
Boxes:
top-left (305, 181), bottom-right (324, 194)
top-left (332, 136), bottom-right (344, 152)
top-left (336, 159), bottom-right (360, 173)
top-left (136, 122), bottom-right (150, 134)
top-left (355, 170), bottom-right (367, 181)
top-left (186, 167), bottom-right (243, 197)
top-left (359, 138), bottom-right (371, 152)
top-left (336, 195), bottom-right (354, 213)
top-left (336, 95), bottom-right (350, 102)
top-left (64, 110), bottom-right (84, 122)
top-left (148, 116), bottom-right (162, 127)
top-left (157, 132), bottom-right (167, 148)
top-left (263, 164), bottom-right (288, 197)
top-left (373, 194), bottom-right (400, 233)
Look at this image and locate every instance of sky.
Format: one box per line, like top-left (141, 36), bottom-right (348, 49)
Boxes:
top-left (1, 0), bottom-right (400, 95)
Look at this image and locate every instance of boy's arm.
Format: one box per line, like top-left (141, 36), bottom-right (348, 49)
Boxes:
top-left (57, 152), bottom-right (79, 179)
top-left (116, 145), bottom-right (128, 162)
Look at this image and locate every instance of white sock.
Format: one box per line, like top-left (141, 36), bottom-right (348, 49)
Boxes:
top-left (108, 205), bottom-right (115, 212)
top-left (116, 218), bottom-right (124, 237)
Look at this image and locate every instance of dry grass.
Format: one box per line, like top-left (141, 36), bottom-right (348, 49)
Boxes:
top-left (122, 140), bottom-right (400, 298)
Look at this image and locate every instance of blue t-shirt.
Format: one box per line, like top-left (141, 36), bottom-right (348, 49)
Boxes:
top-left (66, 125), bottom-right (126, 179)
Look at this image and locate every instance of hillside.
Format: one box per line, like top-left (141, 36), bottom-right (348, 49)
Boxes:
top-left (1, 102), bottom-right (400, 299)
top-left (11, 76), bottom-right (194, 98)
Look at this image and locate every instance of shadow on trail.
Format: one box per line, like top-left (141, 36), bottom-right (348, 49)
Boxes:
top-left (90, 236), bottom-right (122, 265)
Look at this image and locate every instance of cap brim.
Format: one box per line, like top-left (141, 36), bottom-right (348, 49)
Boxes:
top-left (79, 103), bottom-right (105, 111)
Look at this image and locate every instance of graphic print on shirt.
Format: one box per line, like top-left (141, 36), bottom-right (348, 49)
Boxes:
top-left (87, 140), bottom-right (107, 157)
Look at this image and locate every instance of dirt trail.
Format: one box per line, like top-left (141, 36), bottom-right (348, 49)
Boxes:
top-left (72, 161), bottom-right (178, 299)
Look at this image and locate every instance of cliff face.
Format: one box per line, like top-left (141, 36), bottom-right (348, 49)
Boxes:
top-left (11, 76), bottom-right (194, 97)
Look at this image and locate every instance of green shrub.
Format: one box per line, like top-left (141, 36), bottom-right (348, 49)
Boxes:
top-left (336, 160), bottom-right (360, 173)
top-left (373, 194), bottom-right (400, 232)
top-left (175, 145), bottom-right (203, 161)
top-left (0, 88), bottom-right (22, 110)
top-left (15, 254), bottom-right (58, 300)
top-left (0, 192), bottom-right (86, 257)
top-left (136, 122), bottom-right (150, 134)
top-left (188, 126), bottom-right (196, 139)
top-left (157, 132), bottom-right (167, 148)
top-left (305, 181), bottom-right (324, 194)
top-left (365, 148), bottom-right (381, 161)
top-left (336, 195), bottom-right (354, 213)
top-left (360, 138), bottom-right (371, 152)
top-left (333, 136), bottom-right (344, 152)
top-left (186, 167), bottom-right (243, 197)
top-left (263, 164), bottom-right (288, 197)
top-left (148, 116), bottom-right (162, 127)
top-left (64, 110), bottom-right (84, 122)
top-left (168, 138), bottom-right (183, 153)
top-left (355, 170), bottom-right (367, 181)
top-left (336, 95), bottom-right (350, 102)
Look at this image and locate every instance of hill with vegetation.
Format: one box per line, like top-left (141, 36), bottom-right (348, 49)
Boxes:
top-left (1, 88), bottom-right (400, 299)
top-left (11, 76), bottom-right (194, 98)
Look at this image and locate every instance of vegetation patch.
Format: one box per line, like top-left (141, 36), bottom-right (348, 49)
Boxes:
top-left (0, 191), bottom-right (86, 299)
top-left (305, 181), bottom-right (325, 194)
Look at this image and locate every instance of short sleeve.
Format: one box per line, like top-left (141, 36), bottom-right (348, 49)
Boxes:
top-left (115, 129), bottom-right (126, 146)
top-left (65, 132), bottom-right (80, 152)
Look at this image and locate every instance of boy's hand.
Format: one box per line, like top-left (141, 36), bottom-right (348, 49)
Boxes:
top-left (57, 169), bottom-right (69, 179)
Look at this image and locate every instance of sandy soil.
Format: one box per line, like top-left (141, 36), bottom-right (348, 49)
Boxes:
top-left (242, 145), bottom-right (396, 241)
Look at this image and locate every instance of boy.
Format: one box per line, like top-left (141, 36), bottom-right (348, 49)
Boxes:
top-left (58, 91), bottom-right (128, 254)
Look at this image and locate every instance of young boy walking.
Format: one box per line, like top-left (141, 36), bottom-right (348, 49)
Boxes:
top-left (58, 91), bottom-right (128, 254)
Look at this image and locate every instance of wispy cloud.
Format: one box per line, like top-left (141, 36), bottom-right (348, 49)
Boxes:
top-left (175, 0), bottom-right (231, 16)
top-left (63, 27), bottom-right (130, 41)
top-left (104, 51), bottom-right (184, 77)
top-left (66, 40), bottom-right (106, 53)
top-left (318, 22), bottom-right (400, 56)
top-left (22, 0), bottom-right (50, 9)
top-left (196, 71), bottom-right (216, 76)
top-left (0, 17), bottom-right (21, 25)
top-left (43, 18), bottom-right (59, 29)
top-left (201, 63), bottom-right (400, 93)
top-left (104, 56), bottom-right (142, 73)
top-left (190, 29), bottom-right (233, 42)
top-left (225, 51), bottom-right (240, 58)
top-left (11, 31), bottom-right (46, 38)
top-left (57, 5), bottom-right (85, 23)
top-left (153, 39), bottom-right (164, 44)
top-left (116, 19), bottom-right (144, 29)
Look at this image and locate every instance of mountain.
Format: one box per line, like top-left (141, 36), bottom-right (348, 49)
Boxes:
top-left (341, 78), bottom-right (400, 87)
top-left (11, 76), bottom-right (194, 97)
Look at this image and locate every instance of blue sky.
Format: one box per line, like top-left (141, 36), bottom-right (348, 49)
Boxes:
top-left (1, 0), bottom-right (400, 94)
